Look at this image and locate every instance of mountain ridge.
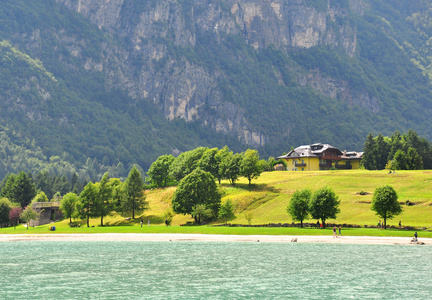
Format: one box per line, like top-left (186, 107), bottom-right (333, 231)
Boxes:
top-left (0, 0), bottom-right (432, 179)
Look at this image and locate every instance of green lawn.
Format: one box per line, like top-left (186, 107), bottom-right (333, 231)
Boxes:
top-left (219, 170), bottom-right (432, 228)
top-left (1, 169), bottom-right (432, 237)
top-left (1, 223), bottom-right (431, 238)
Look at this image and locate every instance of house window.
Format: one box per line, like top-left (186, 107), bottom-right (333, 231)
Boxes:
top-left (292, 160), bottom-right (296, 165)
top-left (302, 159), bottom-right (304, 164)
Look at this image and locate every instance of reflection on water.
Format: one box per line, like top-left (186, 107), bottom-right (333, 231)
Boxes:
top-left (0, 241), bottom-right (431, 299)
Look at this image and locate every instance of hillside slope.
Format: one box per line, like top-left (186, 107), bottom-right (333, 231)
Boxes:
top-left (145, 170), bottom-right (432, 228)
top-left (1, 0), bottom-right (432, 178)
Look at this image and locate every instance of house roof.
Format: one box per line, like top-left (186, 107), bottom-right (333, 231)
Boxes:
top-left (276, 143), bottom-right (344, 159)
top-left (341, 151), bottom-right (364, 160)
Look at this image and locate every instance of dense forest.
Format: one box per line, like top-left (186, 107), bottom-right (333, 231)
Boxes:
top-left (1, 0), bottom-right (432, 181)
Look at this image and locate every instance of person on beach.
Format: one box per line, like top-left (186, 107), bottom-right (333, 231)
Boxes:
top-left (338, 226), bottom-right (341, 236)
top-left (140, 219), bottom-right (143, 227)
top-left (399, 220), bottom-right (401, 228)
top-left (333, 227), bottom-right (337, 238)
top-left (414, 232), bottom-right (418, 242)
top-left (147, 219), bottom-right (150, 226)
top-left (317, 220), bottom-right (320, 229)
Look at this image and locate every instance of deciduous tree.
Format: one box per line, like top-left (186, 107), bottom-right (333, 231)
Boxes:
top-left (220, 152), bottom-right (242, 185)
top-left (20, 206), bottom-right (39, 230)
top-left (172, 169), bottom-right (221, 222)
top-left (60, 192), bottom-right (78, 223)
top-left (0, 198), bottom-right (13, 228)
top-left (215, 146), bottom-right (232, 184)
top-left (240, 149), bottom-right (264, 186)
top-left (169, 147), bottom-right (207, 181)
top-left (309, 186), bottom-right (340, 228)
top-left (9, 207), bottom-right (22, 229)
top-left (198, 148), bottom-right (220, 180)
top-left (371, 185), bottom-right (402, 229)
top-left (191, 204), bottom-right (213, 224)
top-left (244, 212), bottom-right (254, 225)
top-left (32, 191), bottom-right (49, 203)
top-left (147, 154), bottom-right (175, 187)
top-left (287, 189), bottom-right (311, 228)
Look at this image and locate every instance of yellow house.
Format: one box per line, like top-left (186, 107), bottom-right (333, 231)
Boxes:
top-left (339, 151), bottom-right (363, 169)
top-left (276, 143), bottom-right (363, 171)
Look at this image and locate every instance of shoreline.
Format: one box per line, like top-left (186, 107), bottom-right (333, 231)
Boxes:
top-left (0, 233), bottom-right (430, 245)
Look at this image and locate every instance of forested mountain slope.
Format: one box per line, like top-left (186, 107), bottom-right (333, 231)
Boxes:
top-left (1, 0), bottom-right (432, 179)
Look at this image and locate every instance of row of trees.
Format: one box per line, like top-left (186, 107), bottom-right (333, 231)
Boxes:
top-left (0, 170), bottom-right (89, 209)
top-left (60, 167), bottom-right (147, 227)
top-left (147, 146), bottom-right (267, 187)
top-left (287, 185), bottom-right (402, 229)
top-left (362, 130), bottom-right (432, 170)
top-left (0, 198), bottom-right (39, 230)
top-left (148, 146), bottom-right (272, 225)
top-left (0, 171), bottom-right (36, 208)
top-left (287, 186), bottom-right (340, 228)
top-left (0, 166), bottom-right (146, 228)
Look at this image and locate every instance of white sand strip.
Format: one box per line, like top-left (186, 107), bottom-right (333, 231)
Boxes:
top-left (0, 233), bottom-right (430, 245)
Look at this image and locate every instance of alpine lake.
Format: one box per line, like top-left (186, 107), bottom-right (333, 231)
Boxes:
top-left (1, 241), bottom-right (431, 299)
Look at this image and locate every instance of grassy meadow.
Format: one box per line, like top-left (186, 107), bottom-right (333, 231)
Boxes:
top-left (1, 169), bottom-right (432, 237)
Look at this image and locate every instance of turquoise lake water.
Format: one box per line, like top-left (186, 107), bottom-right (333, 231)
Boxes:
top-left (0, 241), bottom-right (431, 299)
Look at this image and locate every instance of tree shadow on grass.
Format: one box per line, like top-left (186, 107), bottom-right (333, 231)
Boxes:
top-left (221, 183), bottom-right (281, 193)
top-left (105, 215), bottom-right (165, 226)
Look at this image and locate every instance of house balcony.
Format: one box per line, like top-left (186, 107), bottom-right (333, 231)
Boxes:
top-left (320, 155), bottom-right (341, 160)
top-left (335, 164), bottom-right (352, 169)
top-left (295, 163), bottom-right (306, 167)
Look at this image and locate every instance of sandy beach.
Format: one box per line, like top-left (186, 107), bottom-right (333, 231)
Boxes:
top-left (0, 233), bottom-right (430, 245)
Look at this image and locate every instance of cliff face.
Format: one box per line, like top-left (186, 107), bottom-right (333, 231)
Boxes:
top-left (54, 0), bottom-right (361, 147)
top-left (2, 0), bottom-right (432, 177)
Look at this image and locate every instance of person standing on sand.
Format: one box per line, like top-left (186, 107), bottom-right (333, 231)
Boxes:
top-left (414, 232), bottom-right (418, 242)
top-left (333, 227), bottom-right (337, 238)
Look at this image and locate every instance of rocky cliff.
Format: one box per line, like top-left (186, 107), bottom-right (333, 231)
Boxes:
top-left (1, 0), bottom-right (431, 177)
top-left (54, 0), bottom-right (363, 147)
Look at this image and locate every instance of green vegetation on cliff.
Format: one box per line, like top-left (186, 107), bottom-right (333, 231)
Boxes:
top-left (1, 0), bottom-right (432, 180)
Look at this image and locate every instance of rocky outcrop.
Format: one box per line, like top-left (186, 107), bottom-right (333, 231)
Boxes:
top-left (54, 0), bottom-right (364, 146)
top-left (297, 70), bottom-right (380, 113)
